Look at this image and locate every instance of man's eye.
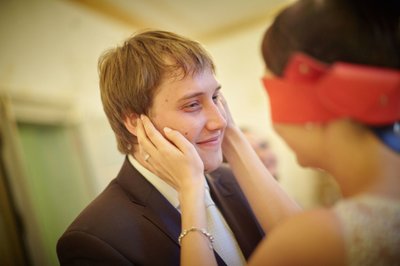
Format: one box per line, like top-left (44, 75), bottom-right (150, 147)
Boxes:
top-left (188, 102), bottom-right (199, 107)
top-left (183, 102), bottom-right (201, 111)
top-left (212, 94), bottom-right (220, 102)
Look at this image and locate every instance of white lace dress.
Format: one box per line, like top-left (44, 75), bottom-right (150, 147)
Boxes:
top-left (334, 195), bottom-right (400, 266)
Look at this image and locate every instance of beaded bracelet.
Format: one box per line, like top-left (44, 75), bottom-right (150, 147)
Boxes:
top-left (178, 227), bottom-right (214, 249)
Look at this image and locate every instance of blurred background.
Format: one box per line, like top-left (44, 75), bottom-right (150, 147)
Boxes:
top-left (0, 0), bottom-right (341, 265)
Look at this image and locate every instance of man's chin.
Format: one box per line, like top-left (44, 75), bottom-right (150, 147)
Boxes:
top-left (197, 148), bottom-right (223, 173)
top-left (203, 158), bottom-right (223, 173)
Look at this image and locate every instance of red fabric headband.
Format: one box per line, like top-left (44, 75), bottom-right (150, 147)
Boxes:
top-left (262, 53), bottom-right (400, 125)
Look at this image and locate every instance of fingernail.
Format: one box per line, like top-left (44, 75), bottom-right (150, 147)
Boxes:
top-left (163, 127), bottom-right (172, 133)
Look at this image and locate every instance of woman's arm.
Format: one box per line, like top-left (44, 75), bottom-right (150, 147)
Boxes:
top-left (137, 116), bottom-right (217, 266)
top-left (219, 96), bottom-right (301, 231)
top-left (223, 126), bottom-right (301, 231)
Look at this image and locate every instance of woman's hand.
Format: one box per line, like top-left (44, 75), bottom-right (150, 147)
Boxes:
top-left (218, 94), bottom-right (243, 153)
top-left (137, 115), bottom-right (218, 266)
top-left (136, 115), bottom-right (205, 191)
top-left (217, 94), bottom-right (236, 130)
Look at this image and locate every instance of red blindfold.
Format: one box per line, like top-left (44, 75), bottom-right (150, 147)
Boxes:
top-left (262, 53), bottom-right (400, 125)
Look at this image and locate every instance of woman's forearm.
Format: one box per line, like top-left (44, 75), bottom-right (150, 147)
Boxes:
top-left (223, 126), bottom-right (301, 231)
top-left (179, 178), bottom-right (218, 266)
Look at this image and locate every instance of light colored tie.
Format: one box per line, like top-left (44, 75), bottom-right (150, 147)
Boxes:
top-left (204, 186), bottom-right (246, 266)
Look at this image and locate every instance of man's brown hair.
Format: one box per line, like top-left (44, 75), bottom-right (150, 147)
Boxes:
top-left (98, 30), bottom-right (215, 154)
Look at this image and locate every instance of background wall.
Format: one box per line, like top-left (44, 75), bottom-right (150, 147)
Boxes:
top-left (0, 0), bottom-right (338, 265)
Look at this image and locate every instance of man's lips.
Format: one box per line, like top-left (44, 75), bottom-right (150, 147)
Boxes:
top-left (196, 135), bottom-right (221, 145)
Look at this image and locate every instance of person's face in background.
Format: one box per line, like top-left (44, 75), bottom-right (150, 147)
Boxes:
top-left (148, 68), bottom-right (227, 173)
top-left (256, 141), bottom-right (278, 178)
top-left (242, 130), bottom-right (279, 179)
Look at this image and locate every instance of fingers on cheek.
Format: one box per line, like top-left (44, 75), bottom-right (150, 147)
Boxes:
top-left (137, 123), bottom-right (144, 140)
top-left (141, 115), bottom-right (154, 133)
top-left (164, 129), bottom-right (176, 139)
top-left (138, 144), bottom-right (145, 157)
top-left (217, 100), bottom-right (225, 112)
top-left (137, 131), bottom-right (145, 146)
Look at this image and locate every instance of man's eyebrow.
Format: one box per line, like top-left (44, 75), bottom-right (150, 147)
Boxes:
top-left (178, 85), bottom-right (222, 102)
top-left (214, 85), bottom-right (222, 93)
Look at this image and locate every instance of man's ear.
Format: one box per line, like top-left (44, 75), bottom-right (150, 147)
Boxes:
top-left (124, 113), bottom-right (139, 136)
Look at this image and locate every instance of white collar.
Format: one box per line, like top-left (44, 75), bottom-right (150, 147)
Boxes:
top-left (128, 155), bottom-right (180, 209)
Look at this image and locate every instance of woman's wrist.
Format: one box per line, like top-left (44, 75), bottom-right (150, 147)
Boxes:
top-left (179, 175), bottom-right (205, 207)
top-left (179, 177), bottom-right (208, 233)
top-left (222, 125), bottom-right (242, 154)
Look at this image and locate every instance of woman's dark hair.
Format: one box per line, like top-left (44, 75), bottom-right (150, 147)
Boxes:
top-left (262, 0), bottom-right (400, 76)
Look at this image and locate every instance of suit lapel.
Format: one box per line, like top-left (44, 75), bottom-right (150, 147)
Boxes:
top-left (117, 158), bottom-right (229, 265)
top-left (116, 157), bottom-right (181, 245)
top-left (142, 188), bottom-right (181, 245)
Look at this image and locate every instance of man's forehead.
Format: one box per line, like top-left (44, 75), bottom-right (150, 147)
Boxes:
top-left (163, 65), bottom-right (213, 81)
top-left (159, 66), bottom-right (215, 87)
top-left (153, 70), bottom-right (219, 102)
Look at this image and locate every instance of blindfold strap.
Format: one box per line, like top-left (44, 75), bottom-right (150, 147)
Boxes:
top-left (263, 53), bottom-right (400, 125)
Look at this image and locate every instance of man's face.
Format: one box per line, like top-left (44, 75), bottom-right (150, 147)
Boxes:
top-left (148, 69), bottom-right (227, 173)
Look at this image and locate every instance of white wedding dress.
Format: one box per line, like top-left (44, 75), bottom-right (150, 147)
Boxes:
top-left (334, 195), bottom-right (400, 266)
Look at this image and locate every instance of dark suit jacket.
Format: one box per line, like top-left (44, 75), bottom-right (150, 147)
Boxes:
top-left (57, 158), bottom-right (264, 265)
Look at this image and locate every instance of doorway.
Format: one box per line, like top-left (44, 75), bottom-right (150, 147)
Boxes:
top-left (0, 95), bottom-right (95, 266)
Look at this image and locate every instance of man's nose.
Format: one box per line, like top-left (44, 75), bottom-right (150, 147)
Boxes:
top-left (205, 103), bottom-right (227, 130)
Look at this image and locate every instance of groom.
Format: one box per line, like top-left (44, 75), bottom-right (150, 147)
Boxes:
top-left (57, 30), bottom-right (264, 265)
